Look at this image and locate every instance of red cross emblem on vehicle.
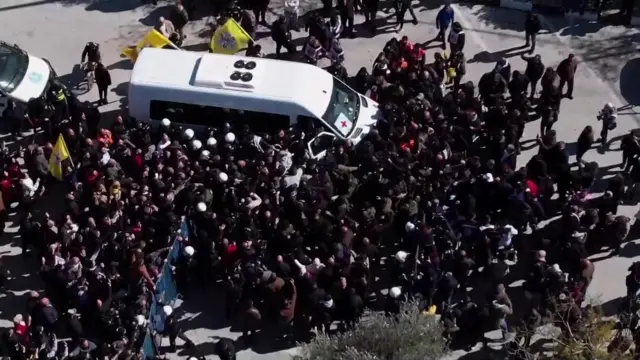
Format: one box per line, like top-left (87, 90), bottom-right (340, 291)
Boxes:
top-left (341, 121), bottom-right (347, 128)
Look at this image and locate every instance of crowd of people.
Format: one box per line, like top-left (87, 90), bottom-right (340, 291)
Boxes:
top-left (3, 1), bottom-right (640, 360)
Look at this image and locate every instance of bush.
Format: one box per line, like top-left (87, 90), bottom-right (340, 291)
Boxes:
top-left (293, 301), bottom-right (449, 360)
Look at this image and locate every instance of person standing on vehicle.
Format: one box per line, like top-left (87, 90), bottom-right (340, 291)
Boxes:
top-left (170, 4), bottom-right (189, 40)
top-left (94, 63), bottom-right (112, 106)
top-left (524, 12), bottom-right (541, 53)
top-left (435, 3), bottom-right (454, 49)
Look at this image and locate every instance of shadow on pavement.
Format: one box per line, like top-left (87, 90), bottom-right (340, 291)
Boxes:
top-left (620, 57), bottom-right (640, 107)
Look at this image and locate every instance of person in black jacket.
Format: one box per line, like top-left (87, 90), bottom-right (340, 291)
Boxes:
top-left (524, 12), bottom-right (541, 53)
top-left (522, 53), bottom-right (544, 99)
top-left (271, 16), bottom-right (294, 58)
top-left (94, 63), bottom-right (111, 106)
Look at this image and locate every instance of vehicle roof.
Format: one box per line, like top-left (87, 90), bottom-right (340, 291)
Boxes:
top-left (130, 48), bottom-right (333, 118)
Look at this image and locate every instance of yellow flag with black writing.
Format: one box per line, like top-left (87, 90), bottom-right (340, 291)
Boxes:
top-left (49, 134), bottom-right (70, 180)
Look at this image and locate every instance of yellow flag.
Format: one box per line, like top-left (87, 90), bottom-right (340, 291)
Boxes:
top-left (122, 29), bottom-right (173, 63)
top-left (49, 134), bottom-right (70, 181)
top-left (210, 19), bottom-right (252, 55)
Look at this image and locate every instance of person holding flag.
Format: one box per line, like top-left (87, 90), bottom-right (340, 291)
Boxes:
top-left (122, 28), bottom-right (177, 63)
top-left (49, 134), bottom-right (72, 181)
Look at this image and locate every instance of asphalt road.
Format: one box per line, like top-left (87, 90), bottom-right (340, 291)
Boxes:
top-left (2, 0), bottom-right (640, 359)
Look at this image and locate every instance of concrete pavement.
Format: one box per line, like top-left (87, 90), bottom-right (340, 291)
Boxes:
top-left (2, 0), bottom-right (640, 359)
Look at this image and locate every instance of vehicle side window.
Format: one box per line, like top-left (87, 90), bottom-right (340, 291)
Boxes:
top-left (149, 100), bottom-right (291, 134)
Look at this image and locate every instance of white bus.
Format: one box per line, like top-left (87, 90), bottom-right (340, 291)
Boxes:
top-left (128, 48), bottom-right (382, 159)
top-left (0, 41), bottom-right (53, 114)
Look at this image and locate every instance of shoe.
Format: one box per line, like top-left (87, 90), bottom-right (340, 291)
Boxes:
top-left (412, 19), bottom-right (418, 25)
top-left (168, 345), bottom-right (177, 353)
top-left (567, 95), bottom-right (574, 99)
top-left (184, 341), bottom-right (195, 349)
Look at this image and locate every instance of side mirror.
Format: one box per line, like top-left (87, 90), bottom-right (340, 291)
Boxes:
top-left (307, 132), bottom-right (336, 159)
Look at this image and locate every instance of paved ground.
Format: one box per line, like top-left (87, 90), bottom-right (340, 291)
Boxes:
top-left (2, 0), bottom-right (640, 359)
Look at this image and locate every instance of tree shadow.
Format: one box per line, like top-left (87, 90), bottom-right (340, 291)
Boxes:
top-left (455, 3), bottom-right (527, 32)
top-left (111, 82), bottom-right (130, 98)
top-left (106, 59), bottom-right (134, 71)
top-left (467, 46), bottom-right (531, 64)
top-left (138, 4), bottom-right (173, 26)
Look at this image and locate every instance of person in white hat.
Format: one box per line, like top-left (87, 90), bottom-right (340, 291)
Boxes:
top-left (395, 250), bottom-right (408, 263)
top-left (135, 314), bottom-right (147, 326)
top-left (200, 150), bottom-right (210, 160)
top-left (390, 286), bottom-right (402, 299)
top-left (405, 221), bottom-right (416, 232)
top-left (196, 202), bottom-right (206, 213)
top-left (207, 137), bottom-right (217, 147)
top-left (218, 172), bottom-right (228, 183)
top-left (225, 132), bottom-right (236, 143)
top-left (161, 118), bottom-right (171, 127)
top-left (192, 139), bottom-right (202, 151)
top-left (184, 128), bottom-right (195, 140)
top-left (184, 246), bottom-right (195, 257)
top-left (162, 305), bottom-right (195, 351)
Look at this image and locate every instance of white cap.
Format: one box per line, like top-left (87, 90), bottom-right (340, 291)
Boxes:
top-left (162, 305), bottom-right (173, 316)
top-left (483, 173), bottom-right (494, 183)
top-left (135, 314), bottom-right (147, 326)
top-left (207, 137), bottom-right (217, 147)
top-left (200, 150), bottom-right (210, 160)
top-left (225, 132), bottom-right (236, 143)
top-left (196, 202), bottom-right (206, 213)
top-left (161, 118), bottom-right (171, 127)
top-left (192, 140), bottom-right (202, 150)
top-left (395, 251), bottom-right (408, 263)
top-left (184, 129), bottom-right (195, 139)
top-left (184, 246), bottom-right (195, 257)
top-left (605, 102), bottom-right (614, 109)
top-left (551, 263), bottom-right (562, 274)
top-left (405, 221), bottom-right (416, 232)
top-left (390, 287), bottom-right (402, 299)
top-left (218, 172), bottom-right (228, 183)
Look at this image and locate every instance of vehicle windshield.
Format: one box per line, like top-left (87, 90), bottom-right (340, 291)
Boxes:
top-left (321, 77), bottom-right (360, 138)
top-left (0, 43), bottom-right (29, 94)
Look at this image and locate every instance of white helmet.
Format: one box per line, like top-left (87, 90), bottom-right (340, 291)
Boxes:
top-left (390, 287), bottom-right (402, 299)
top-left (196, 202), bottom-right (206, 213)
top-left (184, 128), bottom-right (195, 140)
top-left (604, 102), bottom-right (614, 109)
top-left (207, 137), bottom-right (217, 147)
top-left (395, 251), bottom-right (408, 263)
top-left (405, 221), bottom-right (416, 232)
top-left (218, 172), bottom-right (228, 183)
top-left (161, 118), bottom-right (171, 127)
top-left (184, 246), bottom-right (195, 257)
top-left (200, 150), bottom-right (210, 160)
top-left (225, 132), bottom-right (236, 143)
top-left (162, 305), bottom-right (173, 316)
top-left (192, 140), bottom-right (202, 151)
top-left (135, 314), bottom-right (147, 326)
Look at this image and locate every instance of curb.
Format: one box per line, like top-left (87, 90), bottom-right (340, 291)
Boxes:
top-left (497, 0), bottom-right (640, 25)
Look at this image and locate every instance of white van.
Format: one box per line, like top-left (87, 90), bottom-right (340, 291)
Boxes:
top-left (128, 48), bottom-right (382, 159)
top-left (0, 41), bottom-right (52, 114)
